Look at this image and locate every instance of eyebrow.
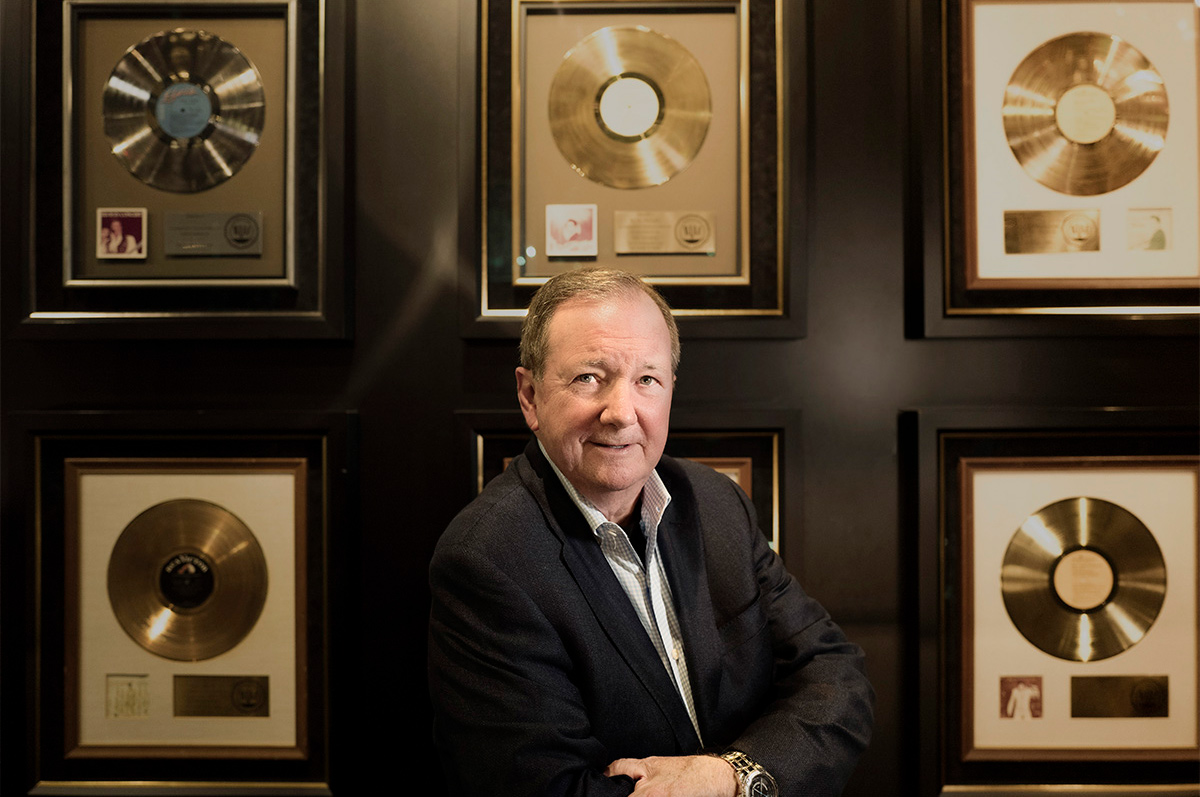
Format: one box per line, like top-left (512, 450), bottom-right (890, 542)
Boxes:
top-left (579, 358), bottom-right (664, 372)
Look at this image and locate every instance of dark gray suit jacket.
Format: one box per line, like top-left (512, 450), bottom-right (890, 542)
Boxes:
top-left (428, 441), bottom-right (873, 796)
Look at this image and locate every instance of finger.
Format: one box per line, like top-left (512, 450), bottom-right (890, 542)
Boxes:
top-left (604, 757), bottom-right (649, 780)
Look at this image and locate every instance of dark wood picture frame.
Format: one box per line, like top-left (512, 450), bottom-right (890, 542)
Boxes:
top-left (908, 0), bottom-right (1200, 337)
top-left (902, 406), bottom-right (1199, 796)
top-left (9, 0), bottom-right (348, 339)
top-left (2, 410), bottom-right (355, 795)
top-left (457, 409), bottom-right (795, 552)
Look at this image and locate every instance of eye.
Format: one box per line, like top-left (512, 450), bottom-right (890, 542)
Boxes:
top-left (638, 375), bottom-right (660, 386)
top-left (573, 373), bottom-right (596, 384)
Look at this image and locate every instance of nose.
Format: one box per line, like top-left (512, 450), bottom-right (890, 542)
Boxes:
top-left (599, 380), bottom-right (637, 428)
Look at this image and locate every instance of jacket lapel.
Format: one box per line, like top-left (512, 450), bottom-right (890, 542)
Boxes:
top-left (655, 458), bottom-right (724, 744)
top-left (518, 442), bottom-right (702, 752)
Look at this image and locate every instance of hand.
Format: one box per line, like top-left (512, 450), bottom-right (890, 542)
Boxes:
top-left (605, 754), bottom-right (737, 797)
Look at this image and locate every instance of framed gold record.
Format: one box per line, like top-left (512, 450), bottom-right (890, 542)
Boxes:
top-left (470, 0), bottom-right (799, 334)
top-left (64, 458), bottom-right (305, 755)
top-left (920, 0), bottom-right (1200, 332)
top-left (16, 412), bottom-right (352, 794)
top-left (961, 455), bottom-right (1198, 759)
top-left (909, 408), bottom-right (1200, 795)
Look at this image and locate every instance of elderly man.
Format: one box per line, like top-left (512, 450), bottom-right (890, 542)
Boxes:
top-left (428, 268), bottom-right (873, 796)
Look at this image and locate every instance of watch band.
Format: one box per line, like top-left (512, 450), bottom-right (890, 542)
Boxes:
top-left (719, 750), bottom-right (778, 797)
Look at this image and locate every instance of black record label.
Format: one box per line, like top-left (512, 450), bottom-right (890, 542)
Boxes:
top-left (159, 552), bottom-right (214, 609)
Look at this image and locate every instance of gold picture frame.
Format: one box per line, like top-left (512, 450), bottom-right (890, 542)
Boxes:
top-left (473, 0), bottom-right (791, 325)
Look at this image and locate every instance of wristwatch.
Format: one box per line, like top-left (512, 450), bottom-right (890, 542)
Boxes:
top-left (719, 750), bottom-right (779, 797)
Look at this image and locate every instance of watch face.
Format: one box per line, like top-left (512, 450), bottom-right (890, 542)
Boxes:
top-left (747, 774), bottom-right (778, 797)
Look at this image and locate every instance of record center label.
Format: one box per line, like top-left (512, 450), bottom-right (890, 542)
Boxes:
top-left (1056, 84), bottom-right (1116, 145)
top-left (160, 552), bottom-right (213, 609)
top-left (614, 210), bottom-right (716, 254)
top-left (598, 75), bottom-right (661, 139)
top-left (165, 212), bottom-right (264, 256)
top-left (1052, 548), bottom-right (1113, 611)
top-left (156, 82), bottom-right (212, 140)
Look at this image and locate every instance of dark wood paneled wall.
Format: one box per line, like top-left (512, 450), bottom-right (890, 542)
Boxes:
top-left (3, 1), bottom-right (1197, 794)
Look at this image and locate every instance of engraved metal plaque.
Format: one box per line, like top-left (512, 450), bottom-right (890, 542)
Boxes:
top-left (613, 210), bottom-right (716, 254)
top-left (1071, 675), bottom-right (1168, 718)
top-left (1003, 209), bottom-right (1100, 254)
top-left (164, 212), bottom-right (265, 256)
top-left (174, 675), bottom-right (269, 717)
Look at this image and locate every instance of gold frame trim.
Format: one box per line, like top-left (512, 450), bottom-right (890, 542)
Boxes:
top-left (59, 0), bottom-right (299, 290)
top-left (480, 0), bottom-right (785, 318)
top-left (938, 0), bottom-right (1200, 318)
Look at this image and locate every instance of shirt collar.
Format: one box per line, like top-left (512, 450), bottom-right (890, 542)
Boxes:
top-left (536, 439), bottom-right (671, 537)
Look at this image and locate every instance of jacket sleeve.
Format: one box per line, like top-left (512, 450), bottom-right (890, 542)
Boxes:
top-left (428, 525), bottom-right (635, 797)
top-left (719, 482), bottom-right (876, 797)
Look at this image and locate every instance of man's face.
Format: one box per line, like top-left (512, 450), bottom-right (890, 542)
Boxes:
top-left (516, 290), bottom-right (674, 522)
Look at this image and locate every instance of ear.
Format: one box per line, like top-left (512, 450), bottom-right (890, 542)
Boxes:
top-left (515, 367), bottom-right (540, 432)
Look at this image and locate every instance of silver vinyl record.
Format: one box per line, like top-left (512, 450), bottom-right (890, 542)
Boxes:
top-left (548, 25), bottom-right (712, 189)
top-left (107, 498), bottom-right (268, 662)
top-left (102, 28), bottom-right (266, 193)
top-left (1000, 496), bottom-right (1166, 662)
top-left (1002, 32), bottom-right (1168, 196)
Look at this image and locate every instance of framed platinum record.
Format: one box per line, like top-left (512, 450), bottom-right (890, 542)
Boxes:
top-left (16, 0), bottom-right (347, 337)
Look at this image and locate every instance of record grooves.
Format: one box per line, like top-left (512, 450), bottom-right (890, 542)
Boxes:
top-left (1000, 496), bottom-right (1166, 662)
top-left (102, 28), bottom-right (266, 193)
top-left (107, 498), bottom-right (268, 662)
top-left (547, 25), bottom-right (712, 189)
top-left (1002, 32), bottom-right (1169, 196)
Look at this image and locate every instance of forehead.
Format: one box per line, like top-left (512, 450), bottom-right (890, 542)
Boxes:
top-left (544, 291), bottom-right (671, 364)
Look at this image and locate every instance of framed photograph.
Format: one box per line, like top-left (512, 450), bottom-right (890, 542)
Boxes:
top-left (466, 0), bottom-right (803, 336)
top-left (912, 0), bottom-right (1200, 335)
top-left (3, 411), bottom-right (354, 794)
top-left (458, 410), bottom-right (787, 550)
top-left (15, 0), bottom-right (347, 337)
top-left (903, 407), bottom-right (1199, 795)
top-left (96, 208), bottom-right (148, 259)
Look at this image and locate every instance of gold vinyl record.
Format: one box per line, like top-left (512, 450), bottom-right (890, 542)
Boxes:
top-left (1000, 496), bottom-right (1166, 662)
top-left (1002, 32), bottom-right (1168, 196)
top-left (102, 28), bottom-right (266, 193)
top-left (107, 498), bottom-right (268, 662)
top-left (547, 26), bottom-right (712, 189)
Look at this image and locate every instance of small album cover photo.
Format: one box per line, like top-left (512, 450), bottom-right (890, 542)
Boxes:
top-left (1127, 208), bottom-right (1171, 251)
top-left (545, 204), bottom-right (598, 257)
top-left (96, 207), bottom-right (148, 259)
top-left (1000, 676), bottom-right (1043, 720)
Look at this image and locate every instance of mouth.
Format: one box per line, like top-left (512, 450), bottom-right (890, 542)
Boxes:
top-left (590, 441), bottom-right (635, 451)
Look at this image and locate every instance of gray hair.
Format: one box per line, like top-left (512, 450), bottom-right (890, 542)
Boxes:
top-left (519, 268), bottom-right (680, 379)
